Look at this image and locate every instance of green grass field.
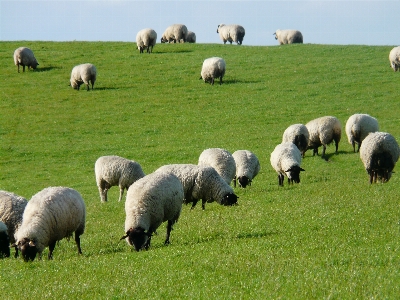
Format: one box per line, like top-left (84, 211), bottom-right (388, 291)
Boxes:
top-left (1, 41), bottom-right (400, 299)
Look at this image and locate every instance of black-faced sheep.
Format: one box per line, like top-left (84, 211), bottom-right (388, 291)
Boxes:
top-left (13, 47), bottom-right (39, 72)
top-left (136, 28), bottom-right (157, 54)
top-left (217, 24), bottom-right (245, 45)
top-left (273, 29), bottom-right (303, 45)
top-left (345, 114), bottom-right (379, 153)
top-left (199, 57), bottom-right (226, 85)
top-left (389, 46), bottom-right (400, 71)
top-left (282, 124), bottom-right (309, 158)
top-left (198, 148), bottom-right (236, 185)
top-left (0, 221), bottom-right (10, 258)
top-left (232, 150), bottom-right (260, 188)
top-left (161, 24), bottom-right (188, 43)
top-left (69, 63), bottom-right (97, 91)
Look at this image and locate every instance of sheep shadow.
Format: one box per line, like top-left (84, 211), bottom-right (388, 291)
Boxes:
top-left (222, 79), bottom-right (260, 85)
top-left (35, 66), bottom-right (60, 72)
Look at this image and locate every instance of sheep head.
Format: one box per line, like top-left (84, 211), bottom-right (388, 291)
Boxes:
top-left (285, 166), bottom-right (305, 184)
top-left (120, 227), bottom-right (151, 251)
top-left (13, 238), bottom-right (38, 261)
top-left (221, 193), bottom-right (238, 206)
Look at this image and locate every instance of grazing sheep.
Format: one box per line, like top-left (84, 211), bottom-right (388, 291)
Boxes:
top-left (345, 114), bottom-right (379, 153)
top-left (199, 57), bottom-right (226, 85)
top-left (13, 47), bottom-right (39, 72)
top-left (155, 164), bottom-right (238, 210)
top-left (282, 124), bottom-right (310, 157)
top-left (273, 29), bottom-right (303, 45)
top-left (389, 46), bottom-right (400, 71)
top-left (120, 172), bottom-right (184, 251)
top-left (198, 148), bottom-right (236, 185)
top-left (136, 28), bottom-right (157, 54)
top-left (160, 24), bottom-right (188, 43)
top-left (69, 63), bottom-right (97, 91)
top-left (0, 221), bottom-right (10, 258)
top-left (0, 190), bottom-right (28, 257)
top-left (305, 116), bottom-right (342, 159)
top-left (186, 31), bottom-right (196, 43)
top-left (13, 187), bottom-right (86, 261)
top-left (270, 142), bottom-right (305, 186)
top-left (217, 24), bottom-right (245, 45)
top-left (95, 155), bottom-right (146, 202)
top-left (232, 150), bottom-right (261, 188)
top-left (359, 132), bottom-right (400, 183)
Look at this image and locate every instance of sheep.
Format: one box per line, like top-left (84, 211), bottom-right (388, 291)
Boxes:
top-left (270, 142), bottom-right (305, 186)
top-left (345, 114), bottom-right (379, 153)
top-left (94, 155), bottom-right (146, 202)
top-left (13, 47), bottom-right (39, 72)
top-left (136, 28), bottom-right (157, 54)
top-left (305, 116), bottom-right (342, 159)
top-left (273, 29), bottom-right (303, 45)
top-left (160, 24), bottom-right (188, 43)
top-left (155, 164), bottom-right (238, 210)
top-left (198, 148), bottom-right (236, 185)
top-left (199, 57), bottom-right (226, 85)
top-left (359, 132), bottom-right (400, 183)
top-left (69, 63), bottom-right (97, 91)
top-left (282, 124), bottom-right (310, 157)
top-left (217, 24), bottom-right (245, 45)
top-left (186, 31), bottom-right (196, 43)
top-left (389, 46), bottom-right (400, 71)
top-left (0, 190), bottom-right (28, 257)
top-left (0, 221), bottom-right (10, 258)
top-left (13, 187), bottom-right (86, 261)
top-left (120, 172), bottom-right (184, 251)
top-left (232, 150), bottom-right (261, 188)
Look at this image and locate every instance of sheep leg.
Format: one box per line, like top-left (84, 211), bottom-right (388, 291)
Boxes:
top-left (22, 65), bottom-right (26, 72)
top-left (164, 220), bottom-right (173, 245)
top-left (99, 180), bottom-right (110, 202)
top-left (278, 174), bottom-right (284, 186)
top-left (75, 232), bottom-right (83, 255)
top-left (211, 78), bottom-right (215, 85)
top-left (190, 199), bottom-right (199, 209)
top-left (48, 241), bottom-right (56, 260)
top-left (118, 187), bottom-right (125, 202)
top-left (219, 76), bottom-right (223, 85)
top-left (14, 245), bottom-right (19, 258)
top-left (321, 145), bottom-right (326, 159)
top-left (202, 199), bottom-right (206, 210)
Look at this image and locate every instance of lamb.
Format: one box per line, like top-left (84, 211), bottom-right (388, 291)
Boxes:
top-left (155, 164), bottom-right (238, 210)
top-left (120, 172), bottom-right (184, 251)
top-left (0, 190), bottom-right (28, 257)
top-left (282, 124), bottom-right (310, 157)
top-left (232, 150), bottom-right (261, 188)
top-left (198, 148), bottom-right (236, 185)
top-left (94, 155), bottom-right (146, 202)
top-left (13, 187), bottom-right (86, 261)
top-left (0, 221), bottom-right (10, 258)
top-left (273, 29), bottom-right (303, 45)
top-left (217, 24), bottom-right (245, 45)
top-left (345, 114), bottom-right (379, 153)
top-left (270, 142), bottom-right (305, 186)
top-left (136, 28), bottom-right (157, 54)
top-left (160, 24), bottom-right (188, 43)
top-left (69, 63), bottom-right (97, 91)
top-left (359, 132), bottom-right (400, 183)
top-left (389, 46), bottom-right (400, 71)
top-left (186, 31), bottom-right (196, 43)
top-left (305, 116), bottom-right (342, 159)
top-left (13, 47), bottom-right (39, 72)
top-left (199, 57), bottom-right (226, 85)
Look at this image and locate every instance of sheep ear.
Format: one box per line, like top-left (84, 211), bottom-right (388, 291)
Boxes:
top-left (120, 234), bottom-right (128, 240)
top-left (300, 168), bottom-right (305, 172)
top-left (145, 231), bottom-right (153, 237)
top-left (285, 167), bottom-right (292, 172)
top-left (29, 240), bottom-right (35, 247)
top-left (10, 243), bottom-right (17, 248)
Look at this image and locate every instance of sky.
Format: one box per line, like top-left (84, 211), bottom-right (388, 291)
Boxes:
top-left (1, 0), bottom-right (399, 46)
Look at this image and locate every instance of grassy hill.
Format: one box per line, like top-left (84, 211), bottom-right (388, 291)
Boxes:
top-left (1, 41), bottom-right (400, 299)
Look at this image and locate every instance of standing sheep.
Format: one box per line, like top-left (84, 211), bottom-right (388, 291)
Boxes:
top-left (0, 190), bottom-right (28, 257)
top-left (359, 132), bottom-right (400, 183)
top-left (389, 46), bottom-right (400, 71)
top-left (305, 116), bottom-right (342, 159)
top-left (282, 124), bottom-right (310, 157)
top-left (161, 24), bottom-right (188, 43)
top-left (186, 31), bottom-right (196, 43)
top-left (232, 150), bottom-right (261, 188)
top-left (270, 142), bottom-right (305, 186)
top-left (95, 155), bottom-right (146, 202)
top-left (69, 63), bottom-right (97, 91)
top-left (198, 148), bottom-right (236, 185)
top-left (13, 187), bottom-right (86, 261)
top-left (273, 29), bottom-right (303, 45)
top-left (217, 24), bottom-right (245, 45)
top-left (13, 47), bottom-right (39, 72)
top-left (345, 114), bottom-right (379, 153)
top-left (136, 28), bottom-right (157, 54)
top-left (0, 221), bottom-right (10, 258)
top-left (199, 57), bottom-right (226, 85)
top-left (120, 172), bottom-right (184, 251)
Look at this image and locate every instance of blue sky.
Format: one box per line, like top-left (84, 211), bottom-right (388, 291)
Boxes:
top-left (1, 1), bottom-right (399, 46)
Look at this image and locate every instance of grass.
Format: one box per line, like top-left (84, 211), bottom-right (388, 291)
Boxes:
top-left (1, 41), bottom-right (400, 299)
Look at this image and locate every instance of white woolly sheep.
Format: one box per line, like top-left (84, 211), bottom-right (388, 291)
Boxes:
top-left (0, 221), bottom-right (10, 258)
top-left (160, 24), bottom-right (188, 43)
top-left (217, 24), bottom-right (245, 45)
top-left (69, 63), bottom-right (97, 91)
top-left (155, 164), bottom-right (238, 210)
top-left (136, 28), bottom-right (157, 54)
top-left (186, 31), bottom-right (196, 43)
top-left (282, 124), bottom-right (310, 158)
top-left (198, 148), bottom-right (236, 185)
top-left (0, 190), bottom-right (28, 257)
top-left (345, 114), bottom-right (379, 153)
top-left (199, 57), bottom-right (226, 85)
top-left (389, 46), bottom-right (400, 71)
top-left (13, 47), bottom-right (39, 72)
top-left (95, 155), bottom-right (146, 202)
top-left (120, 172), bottom-right (184, 251)
top-left (270, 142), bottom-right (305, 186)
top-left (305, 116), bottom-right (342, 159)
top-left (13, 187), bottom-right (86, 261)
top-left (359, 132), bottom-right (400, 183)
top-left (273, 29), bottom-right (303, 45)
top-left (232, 150), bottom-right (261, 188)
